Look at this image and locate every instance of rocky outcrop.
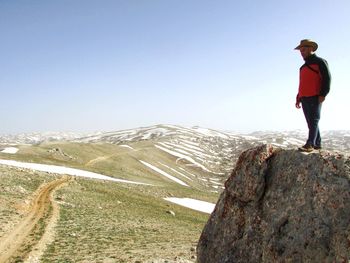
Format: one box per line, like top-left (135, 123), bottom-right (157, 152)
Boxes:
top-left (197, 145), bottom-right (350, 263)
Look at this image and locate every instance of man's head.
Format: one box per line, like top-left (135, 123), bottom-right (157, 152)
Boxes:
top-left (294, 39), bottom-right (318, 59)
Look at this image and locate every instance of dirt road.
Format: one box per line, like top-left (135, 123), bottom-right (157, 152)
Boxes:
top-left (0, 176), bottom-right (69, 263)
top-left (85, 155), bottom-right (112, 166)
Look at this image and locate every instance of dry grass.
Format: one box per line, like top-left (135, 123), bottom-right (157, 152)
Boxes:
top-left (42, 178), bottom-right (208, 262)
top-left (0, 141), bottom-right (220, 262)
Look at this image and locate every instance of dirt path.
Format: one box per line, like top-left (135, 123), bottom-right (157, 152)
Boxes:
top-left (86, 155), bottom-right (112, 166)
top-left (0, 176), bottom-right (70, 263)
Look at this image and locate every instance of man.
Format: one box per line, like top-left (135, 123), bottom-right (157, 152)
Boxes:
top-left (295, 39), bottom-right (331, 152)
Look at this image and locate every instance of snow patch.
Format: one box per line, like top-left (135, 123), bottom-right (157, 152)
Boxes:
top-left (164, 197), bottom-right (215, 214)
top-left (178, 167), bottom-right (197, 178)
top-left (160, 141), bottom-right (211, 158)
top-left (155, 144), bottom-right (211, 172)
top-left (191, 127), bottom-right (230, 139)
top-left (240, 135), bottom-right (259, 140)
top-left (139, 160), bottom-right (189, 187)
top-left (158, 162), bottom-right (193, 181)
top-left (119, 145), bottom-right (134, 150)
top-left (141, 128), bottom-right (170, 139)
top-left (0, 159), bottom-right (149, 185)
top-left (209, 180), bottom-right (222, 186)
top-left (1, 147), bottom-right (19, 154)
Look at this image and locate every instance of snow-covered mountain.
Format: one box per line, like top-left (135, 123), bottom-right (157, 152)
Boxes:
top-left (2, 125), bottom-right (349, 177)
top-left (0, 131), bottom-right (90, 145)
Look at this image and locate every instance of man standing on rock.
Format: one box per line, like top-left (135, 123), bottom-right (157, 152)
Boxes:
top-left (295, 39), bottom-right (331, 152)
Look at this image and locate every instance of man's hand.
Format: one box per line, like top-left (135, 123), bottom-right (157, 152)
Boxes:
top-left (319, 96), bottom-right (325, 103)
top-left (295, 101), bottom-right (301, 109)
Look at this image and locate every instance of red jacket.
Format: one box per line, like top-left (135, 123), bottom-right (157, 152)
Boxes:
top-left (297, 54), bottom-right (331, 101)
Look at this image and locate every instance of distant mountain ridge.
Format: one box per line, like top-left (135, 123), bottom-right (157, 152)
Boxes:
top-left (0, 131), bottom-right (89, 145)
top-left (1, 124), bottom-right (349, 151)
top-left (1, 125), bottom-right (349, 178)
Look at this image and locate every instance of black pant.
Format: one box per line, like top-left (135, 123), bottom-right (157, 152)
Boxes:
top-left (301, 96), bottom-right (322, 147)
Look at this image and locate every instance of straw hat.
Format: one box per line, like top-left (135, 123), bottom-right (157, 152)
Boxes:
top-left (294, 39), bottom-right (318, 51)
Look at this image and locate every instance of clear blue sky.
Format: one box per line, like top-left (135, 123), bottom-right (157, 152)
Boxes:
top-left (1, 0), bottom-right (349, 134)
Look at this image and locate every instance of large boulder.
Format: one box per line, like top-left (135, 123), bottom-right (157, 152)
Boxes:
top-left (197, 145), bottom-right (350, 262)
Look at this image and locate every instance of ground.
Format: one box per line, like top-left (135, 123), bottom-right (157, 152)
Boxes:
top-left (0, 164), bottom-right (210, 262)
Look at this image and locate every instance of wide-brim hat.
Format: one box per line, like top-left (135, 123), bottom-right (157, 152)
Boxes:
top-left (294, 39), bottom-right (318, 51)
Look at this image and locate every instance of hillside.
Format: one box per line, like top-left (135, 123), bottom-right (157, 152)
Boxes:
top-left (0, 124), bottom-right (349, 262)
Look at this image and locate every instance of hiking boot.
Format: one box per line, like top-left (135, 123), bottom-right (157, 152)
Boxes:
top-left (314, 145), bottom-right (322, 150)
top-left (298, 144), bottom-right (314, 152)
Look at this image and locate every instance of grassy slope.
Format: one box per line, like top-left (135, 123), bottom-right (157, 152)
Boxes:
top-left (43, 178), bottom-right (208, 262)
top-left (0, 142), bottom-right (221, 261)
top-left (0, 142), bottom-right (219, 201)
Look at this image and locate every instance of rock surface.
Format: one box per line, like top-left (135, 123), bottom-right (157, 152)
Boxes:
top-left (197, 145), bottom-right (350, 263)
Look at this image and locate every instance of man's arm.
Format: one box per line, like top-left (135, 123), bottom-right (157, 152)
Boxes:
top-left (318, 58), bottom-right (331, 97)
top-left (295, 94), bottom-right (301, 108)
